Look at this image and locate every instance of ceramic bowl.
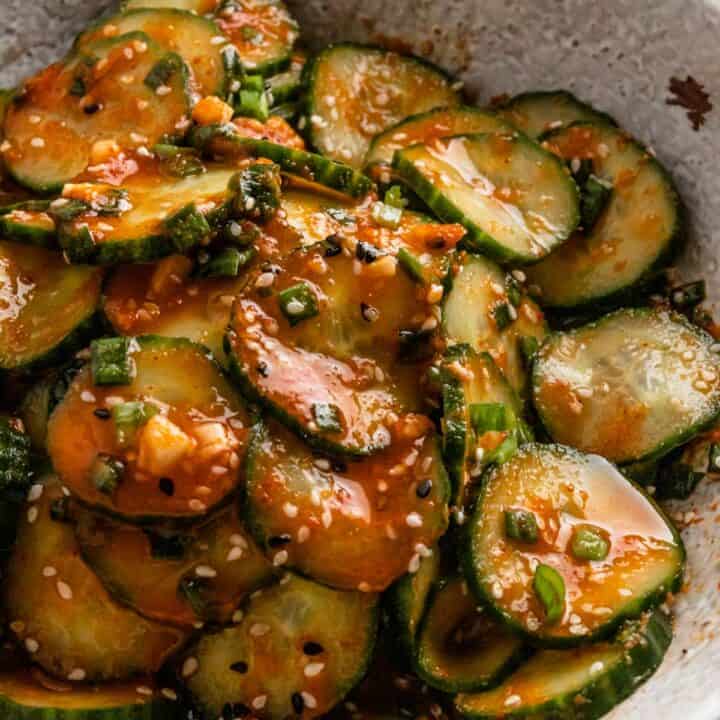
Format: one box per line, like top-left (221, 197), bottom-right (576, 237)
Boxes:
top-left (1, 1), bottom-right (719, 717)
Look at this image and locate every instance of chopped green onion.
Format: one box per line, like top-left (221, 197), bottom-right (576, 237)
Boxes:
top-left (112, 401), bottom-right (159, 448)
top-left (163, 203), bottom-right (211, 253)
top-left (492, 302), bottom-right (515, 331)
top-left (384, 185), bottom-right (409, 209)
top-left (312, 403), bottom-right (343, 433)
top-left (670, 280), bottom-right (706, 310)
top-left (469, 403), bottom-right (511, 434)
top-left (371, 201), bottom-right (403, 229)
top-left (504, 508), bottom-right (538, 544)
top-left (397, 248), bottom-right (426, 284)
top-left (144, 55), bottom-right (183, 91)
top-left (519, 335), bottom-right (540, 367)
top-left (197, 246), bottom-right (256, 278)
top-left (153, 144), bottom-right (205, 177)
top-left (91, 337), bottom-right (135, 386)
top-left (232, 163), bottom-right (282, 222)
top-left (506, 277), bottom-right (522, 307)
top-left (325, 208), bottom-right (355, 225)
top-left (235, 75), bottom-right (270, 121)
top-left (485, 432), bottom-right (519, 466)
top-left (580, 174), bottom-right (613, 231)
top-left (570, 526), bottom-right (610, 562)
top-left (708, 443), bottom-right (720, 473)
top-left (90, 454), bottom-right (125, 495)
top-left (278, 282), bottom-right (319, 326)
top-left (223, 220), bottom-right (261, 248)
top-left (533, 563), bottom-right (565, 625)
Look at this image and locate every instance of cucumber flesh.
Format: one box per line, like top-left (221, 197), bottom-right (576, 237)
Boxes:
top-left (415, 576), bottom-right (525, 693)
top-left (75, 9), bottom-right (238, 99)
top-left (442, 252), bottom-right (547, 397)
top-left (2, 33), bottom-right (190, 193)
top-left (525, 123), bottom-right (683, 309)
top-left (4, 478), bottom-right (187, 682)
top-left (364, 106), bottom-right (512, 177)
top-left (0, 242), bottom-right (102, 370)
top-left (455, 607), bottom-right (672, 720)
top-left (394, 132), bottom-right (580, 264)
top-left (75, 502), bottom-right (274, 627)
top-left (47, 336), bottom-right (252, 522)
top-left (244, 419), bottom-right (449, 591)
top-left (532, 308), bottom-right (720, 463)
top-left (304, 43), bottom-right (460, 168)
top-left (182, 573), bottom-right (378, 719)
top-left (123, 0), bottom-right (217, 10)
top-left (463, 443), bottom-right (684, 646)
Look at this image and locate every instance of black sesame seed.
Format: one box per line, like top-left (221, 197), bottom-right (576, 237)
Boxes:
top-left (233, 703), bottom-right (251, 716)
top-left (416, 479), bottom-right (433, 499)
top-left (230, 660), bottom-right (248, 673)
top-left (323, 234), bottom-right (343, 257)
top-left (256, 361), bottom-right (269, 377)
top-left (268, 534), bottom-right (292, 548)
top-left (427, 237), bottom-right (446, 249)
top-left (355, 241), bottom-right (379, 264)
top-left (158, 477), bottom-right (175, 497)
top-left (93, 408), bottom-right (111, 420)
top-left (303, 641), bottom-right (324, 656)
top-left (222, 703), bottom-right (234, 720)
top-left (291, 692), bottom-right (305, 714)
top-left (83, 103), bottom-right (101, 115)
top-left (331, 460), bottom-right (347, 473)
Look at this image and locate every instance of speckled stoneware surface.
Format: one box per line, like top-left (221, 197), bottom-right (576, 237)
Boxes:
top-left (2, 1), bottom-right (720, 718)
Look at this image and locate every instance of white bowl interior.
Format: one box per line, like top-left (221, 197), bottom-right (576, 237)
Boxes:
top-left (2, 0), bottom-right (720, 717)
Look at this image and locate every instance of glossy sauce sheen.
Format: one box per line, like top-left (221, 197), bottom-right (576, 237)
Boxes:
top-left (471, 444), bottom-right (682, 642)
top-left (47, 340), bottom-right (250, 519)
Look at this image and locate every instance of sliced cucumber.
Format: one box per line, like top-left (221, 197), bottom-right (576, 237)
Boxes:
top-left (103, 260), bottom-right (247, 362)
top-left (386, 552), bottom-right (441, 661)
top-left (3, 33), bottom-right (190, 193)
top-left (182, 573), bottom-right (378, 718)
top-left (497, 90), bottom-right (616, 140)
top-left (533, 308), bottom-right (720, 463)
top-left (455, 607), bottom-right (672, 720)
top-left (364, 106), bottom-right (512, 179)
top-left (123, 0), bottom-right (217, 11)
top-left (394, 132), bottom-right (580, 264)
top-left (75, 9), bottom-right (239, 99)
top-left (303, 44), bottom-right (460, 168)
top-left (47, 336), bottom-right (252, 522)
top-left (440, 345), bottom-right (526, 505)
top-left (0, 667), bottom-right (176, 720)
top-left (215, 0), bottom-right (299, 76)
top-left (463, 443), bottom-right (684, 647)
top-left (442, 252), bottom-right (547, 397)
top-left (266, 52), bottom-right (306, 106)
top-left (0, 201), bottom-right (56, 248)
top-left (190, 123), bottom-right (373, 197)
top-left (415, 576), bottom-right (525, 693)
top-left (75, 502), bottom-right (273, 627)
top-left (244, 418), bottom-right (449, 591)
top-left (53, 162), bottom-right (244, 265)
top-left (525, 123), bottom-right (684, 309)
top-left (4, 478), bottom-right (187, 681)
top-left (225, 239), bottom-right (445, 456)
top-left (0, 242), bottom-right (103, 370)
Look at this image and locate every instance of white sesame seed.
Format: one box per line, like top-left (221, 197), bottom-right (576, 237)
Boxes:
top-left (590, 661), bottom-right (605, 675)
top-left (68, 669), bottom-right (86, 681)
top-left (226, 546), bottom-right (244, 562)
top-left (406, 512), bottom-right (423, 528)
top-left (273, 550), bottom-right (288, 566)
top-left (301, 692), bottom-right (318, 709)
top-left (135, 685), bottom-right (153, 696)
top-left (232, 609), bottom-right (244, 624)
top-left (255, 272), bottom-right (275, 288)
top-left (181, 656), bottom-right (199, 678)
top-left (252, 695), bottom-right (268, 710)
top-left (42, 566), bottom-right (57, 577)
top-left (156, 85), bottom-right (172, 96)
top-left (80, 390), bottom-right (96, 403)
top-left (57, 581), bottom-right (73, 600)
top-left (195, 565), bottom-right (217, 578)
top-left (504, 694), bottom-right (521, 707)
top-left (285, 299), bottom-right (306, 315)
top-left (0, 140), bottom-right (11, 152)
top-left (188, 499), bottom-right (207, 512)
top-left (27, 484), bottom-right (44, 502)
top-left (229, 533), bottom-right (248, 548)
top-left (283, 502), bottom-right (298, 518)
top-left (250, 623), bottom-right (270, 637)
top-left (30, 137), bottom-right (45, 148)
top-left (27, 507), bottom-right (38, 524)
top-left (407, 553), bottom-right (421, 574)
top-left (304, 662), bottom-right (325, 677)
top-left (358, 582), bottom-right (371, 593)
top-left (321, 508), bottom-right (333, 528)
top-left (314, 458), bottom-right (331, 471)
top-left (25, 638), bottom-right (39, 653)
top-left (210, 35), bottom-right (227, 45)
top-left (161, 688), bottom-right (178, 701)
top-left (297, 525), bottom-right (310, 543)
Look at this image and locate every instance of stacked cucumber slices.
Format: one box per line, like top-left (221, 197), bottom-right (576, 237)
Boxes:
top-left (0, 1), bottom-right (711, 718)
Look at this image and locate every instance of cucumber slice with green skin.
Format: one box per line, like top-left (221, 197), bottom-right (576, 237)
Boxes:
top-left (47, 336), bottom-right (252, 522)
top-left (215, 0), bottom-right (299, 76)
top-left (394, 132), bottom-right (580, 265)
top-left (75, 502), bottom-right (274, 627)
top-left (5, 478), bottom-right (188, 682)
top-left (302, 43), bottom-right (460, 169)
top-left (75, 9), bottom-right (240, 100)
top-left (455, 607), bottom-right (672, 720)
top-left (415, 576), bottom-right (526, 693)
top-left (0, 242), bottom-right (103, 371)
top-left (439, 345), bottom-right (526, 505)
top-left (462, 443), bottom-right (684, 647)
top-left (364, 106), bottom-right (512, 180)
top-left (0, 202), bottom-right (56, 248)
top-left (497, 90), bottom-right (616, 140)
top-left (53, 160), bottom-right (245, 265)
top-left (102, 258), bottom-right (248, 362)
top-left (190, 123), bottom-right (374, 197)
top-left (532, 308), bottom-right (720, 464)
top-left (2, 33), bottom-right (191, 193)
top-left (524, 123), bottom-right (684, 310)
top-left (123, 0), bottom-right (218, 10)
top-left (244, 418), bottom-right (449, 591)
top-left (386, 552), bottom-right (441, 661)
top-left (182, 573), bottom-right (378, 719)
top-left (442, 252), bottom-right (547, 398)
top-left (225, 237), bottom-right (449, 456)
top-left (266, 52), bottom-right (306, 106)
top-left (0, 667), bottom-right (177, 720)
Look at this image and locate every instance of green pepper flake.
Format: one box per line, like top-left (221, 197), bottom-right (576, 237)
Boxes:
top-left (371, 201), bottom-right (403, 230)
top-left (91, 337), bottom-right (135, 386)
top-left (533, 563), bottom-right (565, 624)
top-left (492, 302), bottom-right (516, 331)
top-left (397, 248), bottom-right (426, 284)
top-left (384, 185), bottom-right (409, 209)
top-left (112, 401), bottom-right (159, 448)
top-left (278, 283), bottom-right (319, 326)
top-left (504, 508), bottom-right (539, 544)
top-left (570, 526), bottom-right (610, 562)
top-left (312, 403), bottom-right (343, 433)
top-left (90, 454), bottom-right (125, 495)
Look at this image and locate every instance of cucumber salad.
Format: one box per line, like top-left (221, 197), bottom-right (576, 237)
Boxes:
top-left (0, 0), bottom-right (713, 718)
